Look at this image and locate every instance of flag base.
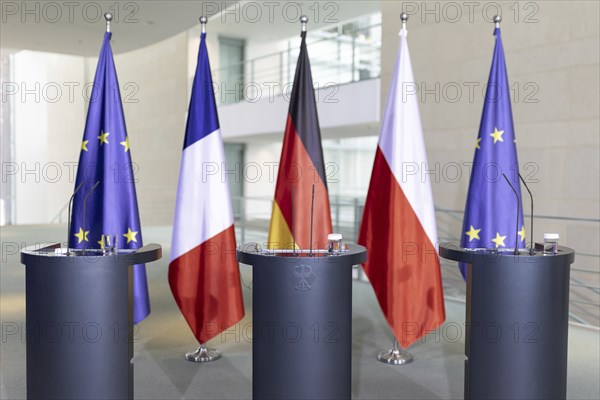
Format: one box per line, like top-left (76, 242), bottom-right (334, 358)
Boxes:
top-left (185, 344), bottom-right (221, 363)
top-left (377, 340), bottom-right (413, 365)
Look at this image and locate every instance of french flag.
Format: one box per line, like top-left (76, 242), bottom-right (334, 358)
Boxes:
top-left (358, 27), bottom-right (445, 349)
top-left (169, 31), bottom-right (245, 345)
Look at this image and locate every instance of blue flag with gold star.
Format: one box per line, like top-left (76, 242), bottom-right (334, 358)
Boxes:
top-left (459, 27), bottom-right (525, 278)
top-left (68, 32), bottom-right (150, 323)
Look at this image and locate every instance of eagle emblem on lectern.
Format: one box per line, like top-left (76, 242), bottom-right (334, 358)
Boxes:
top-left (290, 265), bottom-right (316, 291)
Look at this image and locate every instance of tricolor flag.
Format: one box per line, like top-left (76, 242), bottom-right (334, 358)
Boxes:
top-left (69, 31), bottom-right (150, 324)
top-left (268, 30), bottom-right (332, 249)
top-left (169, 31), bottom-right (244, 344)
top-left (459, 26), bottom-right (525, 278)
top-left (358, 27), bottom-right (445, 349)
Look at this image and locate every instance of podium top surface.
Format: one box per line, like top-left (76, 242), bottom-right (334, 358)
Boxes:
top-left (21, 242), bottom-right (162, 266)
top-left (237, 243), bottom-right (367, 266)
top-left (439, 242), bottom-right (575, 265)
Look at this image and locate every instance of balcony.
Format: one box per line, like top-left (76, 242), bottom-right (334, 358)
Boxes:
top-left (212, 21), bottom-right (383, 139)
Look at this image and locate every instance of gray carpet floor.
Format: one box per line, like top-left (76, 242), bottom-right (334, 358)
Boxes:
top-left (1, 224), bottom-right (599, 399)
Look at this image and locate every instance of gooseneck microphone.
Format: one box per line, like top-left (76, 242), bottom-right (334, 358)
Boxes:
top-left (309, 184), bottom-right (315, 257)
top-left (66, 182), bottom-right (84, 255)
top-left (502, 173), bottom-right (520, 255)
top-left (291, 186), bottom-right (296, 256)
top-left (82, 181), bottom-right (100, 251)
top-left (518, 173), bottom-right (535, 255)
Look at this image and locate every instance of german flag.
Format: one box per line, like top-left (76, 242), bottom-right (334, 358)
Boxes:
top-left (268, 31), bottom-right (332, 250)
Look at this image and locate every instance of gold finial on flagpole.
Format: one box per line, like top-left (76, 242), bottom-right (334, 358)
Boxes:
top-left (400, 12), bottom-right (408, 30)
top-left (104, 12), bottom-right (112, 33)
top-left (494, 15), bottom-right (502, 29)
top-left (300, 15), bottom-right (308, 33)
top-left (200, 16), bottom-right (208, 34)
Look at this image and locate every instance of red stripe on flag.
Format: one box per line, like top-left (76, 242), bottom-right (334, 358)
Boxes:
top-left (358, 147), bottom-right (445, 348)
top-left (272, 114), bottom-right (332, 249)
top-left (168, 225), bottom-right (244, 344)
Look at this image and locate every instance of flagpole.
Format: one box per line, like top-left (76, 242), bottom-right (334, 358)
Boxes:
top-left (377, 12), bottom-right (415, 366)
top-left (199, 15), bottom-right (207, 34)
top-left (183, 16), bottom-right (222, 364)
top-left (104, 12), bottom-right (112, 33)
top-left (400, 12), bottom-right (408, 30)
top-left (494, 15), bottom-right (501, 28)
top-left (300, 15), bottom-right (308, 32)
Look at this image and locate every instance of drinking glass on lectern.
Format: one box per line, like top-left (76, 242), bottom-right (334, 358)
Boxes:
top-left (101, 234), bottom-right (118, 255)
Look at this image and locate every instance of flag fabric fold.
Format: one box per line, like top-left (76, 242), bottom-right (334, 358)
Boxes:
top-left (69, 32), bottom-right (150, 324)
top-left (168, 32), bottom-right (244, 344)
top-left (358, 28), bottom-right (445, 349)
top-left (459, 27), bottom-right (525, 278)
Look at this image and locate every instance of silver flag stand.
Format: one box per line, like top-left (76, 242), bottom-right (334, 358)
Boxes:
top-left (186, 343), bottom-right (221, 363)
top-left (378, 339), bottom-right (413, 365)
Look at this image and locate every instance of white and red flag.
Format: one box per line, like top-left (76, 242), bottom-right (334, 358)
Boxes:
top-left (358, 27), bottom-right (445, 349)
top-left (169, 31), bottom-right (244, 344)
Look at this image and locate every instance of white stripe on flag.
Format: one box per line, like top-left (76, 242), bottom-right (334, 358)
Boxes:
top-left (378, 29), bottom-right (439, 249)
top-left (170, 129), bottom-right (234, 261)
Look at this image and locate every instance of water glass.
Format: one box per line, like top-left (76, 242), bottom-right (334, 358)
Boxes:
top-left (101, 234), bottom-right (118, 255)
top-left (543, 233), bottom-right (559, 255)
top-left (328, 233), bottom-right (343, 254)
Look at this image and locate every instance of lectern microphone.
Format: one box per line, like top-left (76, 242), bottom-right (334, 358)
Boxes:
top-left (66, 182), bottom-right (84, 255)
top-left (82, 181), bottom-right (100, 251)
top-left (309, 184), bottom-right (315, 257)
top-left (502, 173), bottom-right (520, 255)
top-left (291, 186), bottom-right (296, 255)
top-left (518, 173), bottom-right (535, 255)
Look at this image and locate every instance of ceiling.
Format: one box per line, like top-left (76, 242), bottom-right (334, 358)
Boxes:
top-left (0, 1), bottom-right (236, 56)
top-left (0, 1), bottom-right (379, 56)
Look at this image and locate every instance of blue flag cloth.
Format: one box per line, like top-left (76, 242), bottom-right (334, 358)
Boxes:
top-left (69, 32), bottom-right (150, 324)
top-left (459, 28), bottom-right (525, 278)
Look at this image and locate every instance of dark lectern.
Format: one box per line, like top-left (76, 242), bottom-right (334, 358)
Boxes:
top-left (237, 244), bottom-right (366, 400)
top-left (21, 243), bottom-right (162, 400)
top-left (439, 243), bottom-right (575, 400)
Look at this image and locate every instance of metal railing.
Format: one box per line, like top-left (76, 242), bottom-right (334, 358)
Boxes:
top-left (212, 23), bottom-right (382, 104)
top-left (231, 195), bottom-right (600, 329)
top-left (50, 199), bottom-right (70, 224)
top-left (49, 192), bottom-right (600, 328)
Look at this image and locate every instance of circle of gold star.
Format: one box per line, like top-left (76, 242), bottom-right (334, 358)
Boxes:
top-left (518, 226), bottom-right (526, 242)
top-left (490, 127), bottom-right (504, 144)
top-left (123, 228), bottom-right (138, 244)
top-left (120, 136), bottom-right (130, 152)
top-left (491, 232), bottom-right (507, 248)
top-left (97, 130), bottom-right (110, 145)
top-left (74, 227), bottom-right (89, 244)
top-left (465, 225), bottom-right (481, 242)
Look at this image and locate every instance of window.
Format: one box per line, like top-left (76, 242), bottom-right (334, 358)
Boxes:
top-left (218, 37), bottom-right (245, 105)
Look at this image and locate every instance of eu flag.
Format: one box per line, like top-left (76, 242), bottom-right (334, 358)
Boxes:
top-left (459, 27), bottom-right (525, 278)
top-left (68, 32), bottom-right (150, 324)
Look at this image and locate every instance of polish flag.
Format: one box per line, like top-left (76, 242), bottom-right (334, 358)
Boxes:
top-left (358, 27), bottom-right (445, 349)
top-left (169, 31), bottom-right (244, 345)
